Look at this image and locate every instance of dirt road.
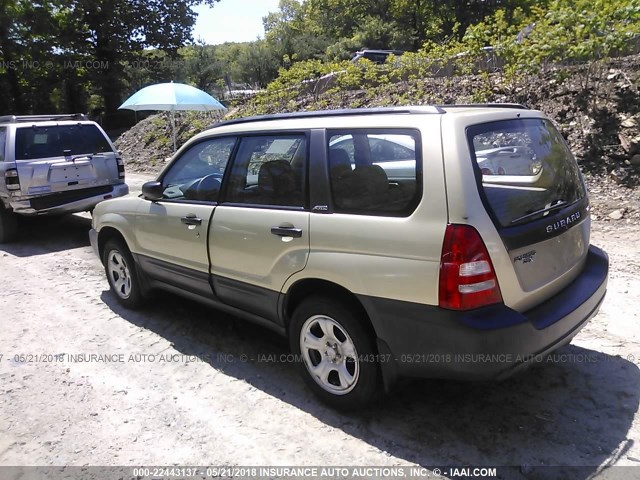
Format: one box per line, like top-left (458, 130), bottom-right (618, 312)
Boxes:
top-left (1, 173), bottom-right (639, 479)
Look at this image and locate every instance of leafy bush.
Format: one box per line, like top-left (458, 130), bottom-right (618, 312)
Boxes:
top-left (236, 0), bottom-right (640, 116)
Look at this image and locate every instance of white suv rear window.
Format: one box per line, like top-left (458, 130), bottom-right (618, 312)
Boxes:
top-left (15, 124), bottom-right (113, 160)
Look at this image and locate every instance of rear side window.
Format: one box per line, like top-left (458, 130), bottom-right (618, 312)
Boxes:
top-left (467, 119), bottom-right (586, 227)
top-left (15, 124), bottom-right (113, 160)
top-left (328, 130), bottom-right (420, 216)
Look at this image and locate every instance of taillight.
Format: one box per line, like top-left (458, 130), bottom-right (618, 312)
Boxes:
top-left (439, 224), bottom-right (503, 310)
top-left (5, 168), bottom-right (20, 191)
top-left (116, 157), bottom-right (125, 180)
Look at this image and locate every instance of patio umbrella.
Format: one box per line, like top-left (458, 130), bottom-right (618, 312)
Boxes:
top-left (118, 81), bottom-right (226, 151)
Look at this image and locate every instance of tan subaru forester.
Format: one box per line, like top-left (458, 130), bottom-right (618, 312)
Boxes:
top-left (90, 105), bottom-right (609, 409)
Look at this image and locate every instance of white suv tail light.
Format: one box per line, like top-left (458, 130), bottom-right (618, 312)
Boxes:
top-left (116, 157), bottom-right (125, 179)
top-left (5, 168), bottom-right (20, 191)
top-left (439, 224), bottom-right (503, 310)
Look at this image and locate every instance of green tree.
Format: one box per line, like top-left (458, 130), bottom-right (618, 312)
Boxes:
top-left (0, 1), bottom-right (66, 113)
top-left (263, 0), bottom-right (331, 63)
top-left (236, 39), bottom-right (280, 88)
top-left (182, 40), bottom-right (223, 92)
top-left (54, 0), bottom-right (220, 120)
top-left (1, 0), bottom-right (223, 119)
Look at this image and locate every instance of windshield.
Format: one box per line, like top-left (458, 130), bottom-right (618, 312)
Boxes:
top-left (15, 124), bottom-right (113, 160)
top-left (467, 118), bottom-right (586, 227)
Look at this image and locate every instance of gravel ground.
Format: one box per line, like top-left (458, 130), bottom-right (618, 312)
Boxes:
top-left (1, 173), bottom-right (639, 480)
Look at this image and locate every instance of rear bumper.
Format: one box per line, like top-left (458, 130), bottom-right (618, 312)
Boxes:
top-left (360, 245), bottom-right (609, 382)
top-left (9, 183), bottom-right (129, 216)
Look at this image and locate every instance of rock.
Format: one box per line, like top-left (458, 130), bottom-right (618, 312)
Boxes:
top-left (609, 151), bottom-right (628, 160)
top-left (610, 168), bottom-right (629, 184)
top-left (621, 117), bottom-right (638, 128)
top-left (631, 154), bottom-right (640, 167)
top-left (607, 71), bottom-right (621, 80)
top-left (608, 209), bottom-right (624, 220)
top-left (619, 133), bottom-right (631, 152)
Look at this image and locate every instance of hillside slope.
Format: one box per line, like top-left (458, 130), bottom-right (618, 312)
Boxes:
top-left (115, 55), bottom-right (640, 221)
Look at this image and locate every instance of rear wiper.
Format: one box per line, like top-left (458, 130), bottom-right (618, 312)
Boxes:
top-left (510, 200), bottom-right (568, 224)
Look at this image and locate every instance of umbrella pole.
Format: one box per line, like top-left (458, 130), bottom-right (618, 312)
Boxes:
top-left (171, 111), bottom-right (177, 152)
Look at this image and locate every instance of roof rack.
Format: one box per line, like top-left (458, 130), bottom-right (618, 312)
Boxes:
top-left (0, 113), bottom-right (88, 124)
top-left (210, 103), bottom-right (529, 129)
top-left (210, 106), bottom-right (446, 129)
top-left (437, 103), bottom-right (528, 110)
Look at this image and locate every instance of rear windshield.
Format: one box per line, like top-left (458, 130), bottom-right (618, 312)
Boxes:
top-left (467, 118), bottom-right (586, 227)
top-left (15, 124), bottom-right (113, 160)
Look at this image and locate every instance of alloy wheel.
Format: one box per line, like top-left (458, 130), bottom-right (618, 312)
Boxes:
top-left (299, 314), bottom-right (360, 395)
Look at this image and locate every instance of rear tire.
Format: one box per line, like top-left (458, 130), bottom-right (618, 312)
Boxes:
top-left (0, 207), bottom-right (19, 243)
top-left (102, 239), bottom-right (145, 309)
top-left (290, 296), bottom-right (380, 410)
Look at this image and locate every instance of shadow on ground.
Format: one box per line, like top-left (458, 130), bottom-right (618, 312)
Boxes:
top-left (0, 214), bottom-right (91, 257)
top-left (102, 289), bottom-right (639, 479)
top-left (10, 209), bottom-right (634, 478)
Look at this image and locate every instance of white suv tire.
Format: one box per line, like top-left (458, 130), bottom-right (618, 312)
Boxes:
top-left (0, 207), bottom-right (19, 243)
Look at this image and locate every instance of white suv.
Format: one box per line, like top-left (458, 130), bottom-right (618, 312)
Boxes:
top-left (89, 105), bottom-right (609, 409)
top-left (0, 114), bottom-right (128, 242)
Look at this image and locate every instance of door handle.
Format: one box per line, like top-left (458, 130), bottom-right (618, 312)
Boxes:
top-left (271, 226), bottom-right (303, 238)
top-left (181, 214), bottom-right (202, 226)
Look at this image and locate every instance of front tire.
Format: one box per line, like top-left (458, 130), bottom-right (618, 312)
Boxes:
top-left (290, 296), bottom-right (380, 409)
top-left (0, 207), bottom-right (19, 243)
top-left (102, 239), bottom-right (145, 309)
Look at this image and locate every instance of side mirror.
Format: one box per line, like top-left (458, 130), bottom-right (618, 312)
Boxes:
top-left (141, 181), bottom-right (163, 201)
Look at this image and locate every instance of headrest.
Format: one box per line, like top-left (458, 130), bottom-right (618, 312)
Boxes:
top-left (258, 160), bottom-right (297, 195)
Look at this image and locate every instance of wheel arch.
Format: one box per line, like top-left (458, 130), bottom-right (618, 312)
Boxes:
top-left (97, 226), bottom-right (130, 263)
top-left (282, 278), bottom-right (378, 344)
top-left (283, 278), bottom-right (400, 393)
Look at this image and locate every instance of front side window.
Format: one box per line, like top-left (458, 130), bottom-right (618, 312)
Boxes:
top-left (224, 134), bottom-right (306, 207)
top-left (467, 118), bottom-right (586, 227)
top-left (161, 136), bottom-right (236, 202)
top-left (15, 124), bottom-right (112, 159)
top-left (328, 130), bottom-right (420, 216)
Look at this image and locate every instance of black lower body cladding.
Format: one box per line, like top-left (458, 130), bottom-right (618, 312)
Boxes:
top-left (359, 245), bottom-right (609, 382)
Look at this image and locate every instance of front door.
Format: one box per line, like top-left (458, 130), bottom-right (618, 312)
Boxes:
top-left (135, 136), bottom-right (236, 297)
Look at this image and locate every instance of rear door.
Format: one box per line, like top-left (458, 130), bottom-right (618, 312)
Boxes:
top-left (13, 123), bottom-right (120, 196)
top-left (208, 133), bottom-right (310, 324)
top-left (310, 126), bottom-right (444, 307)
top-left (465, 117), bottom-right (589, 310)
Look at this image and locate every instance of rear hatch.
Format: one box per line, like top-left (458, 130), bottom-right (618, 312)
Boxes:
top-left (13, 123), bottom-right (122, 196)
top-left (466, 118), bottom-right (589, 309)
